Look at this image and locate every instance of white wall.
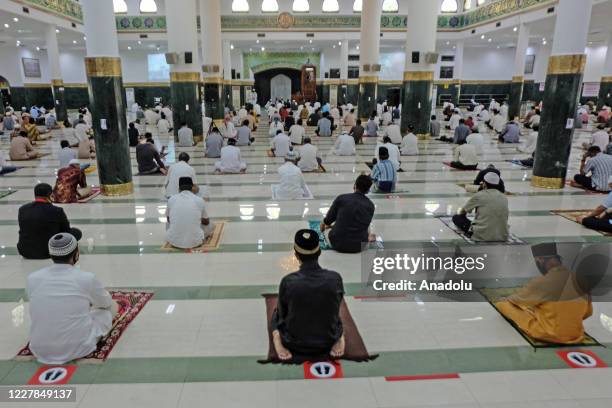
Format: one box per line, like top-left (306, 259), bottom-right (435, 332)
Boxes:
top-left (59, 49), bottom-right (87, 83)
top-left (0, 46), bottom-right (24, 86)
top-left (584, 45), bottom-right (607, 82)
top-left (462, 47), bottom-right (515, 80)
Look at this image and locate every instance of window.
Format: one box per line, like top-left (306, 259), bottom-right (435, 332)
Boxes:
top-left (463, 0), bottom-right (472, 10)
top-left (441, 0), bottom-right (458, 13)
top-left (292, 0), bottom-right (309, 13)
top-left (232, 0), bottom-right (250, 12)
top-left (382, 0), bottom-right (398, 13)
top-left (261, 0), bottom-right (278, 12)
top-left (322, 0), bottom-right (339, 13)
top-left (113, 0), bottom-right (128, 13)
top-left (353, 0), bottom-right (362, 12)
top-left (440, 66), bottom-right (454, 79)
top-left (139, 0), bottom-right (157, 13)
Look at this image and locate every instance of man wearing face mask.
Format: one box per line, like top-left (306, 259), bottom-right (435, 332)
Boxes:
top-left (26, 233), bottom-right (119, 364)
top-left (495, 243), bottom-right (593, 344)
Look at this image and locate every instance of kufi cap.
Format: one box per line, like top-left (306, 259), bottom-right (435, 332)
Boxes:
top-left (285, 150), bottom-right (298, 161)
top-left (294, 229), bottom-right (320, 255)
top-left (48, 233), bottom-right (78, 257)
top-left (483, 172), bottom-right (500, 186)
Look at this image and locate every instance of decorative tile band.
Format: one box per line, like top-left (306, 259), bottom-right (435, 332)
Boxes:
top-left (512, 76), bottom-right (524, 83)
top-left (170, 72), bottom-right (201, 83)
top-left (403, 71), bottom-right (434, 82)
top-left (15, 0), bottom-right (82, 23)
top-left (358, 76), bottom-right (379, 84)
top-left (101, 182), bottom-right (134, 197)
top-left (85, 57), bottom-right (122, 78)
top-left (601, 76), bottom-right (612, 83)
top-left (531, 175), bottom-right (564, 189)
top-left (547, 54), bottom-right (586, 75)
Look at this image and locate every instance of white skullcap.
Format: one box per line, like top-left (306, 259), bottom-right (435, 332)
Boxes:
top-left (68, 159), bottom-right (80, 165)
top-left (48, 233), bottom-right (78, 257)
top-left (484, 172), bottom-right (501, 186)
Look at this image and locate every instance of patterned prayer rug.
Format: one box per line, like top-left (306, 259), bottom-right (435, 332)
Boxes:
top-left (258, 294), bottom-right (378, 364)
top-left (479, 287), bottom-right (600, 348)
top-left (551, 209), bottom-right (612, 237)
top-left (438, 216), bottom-right (526, 245)
top-left (161, 221), bottom-right (226, 253)
top-left (0, 190), bottom-right (16, 200)
top-left (76, 187), bottom-right (101, 203)
top-left (15, 290), bottom-right (153, 363)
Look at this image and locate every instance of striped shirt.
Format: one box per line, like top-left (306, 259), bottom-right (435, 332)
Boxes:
top-left (371, 159), bottom-right (397, 186)
top-left (584, 153), bottom-right (612, 191)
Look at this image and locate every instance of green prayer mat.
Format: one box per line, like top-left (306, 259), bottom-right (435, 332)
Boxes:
top-left (479, 287), bottom-right (600, 348)
top-left (308, 220), bottom-right (331, 250)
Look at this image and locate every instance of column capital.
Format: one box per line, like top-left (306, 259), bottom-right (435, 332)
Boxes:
top-left (202, 76), bottom-right (224, 85)
top-left (358, 76), bottom-right (379, 84)
top-left (403, 71), bottom-right (434, 81)
top-left (51, 79), bottom-right (64, 87)
top-left (85, 57), bottom-right (122, 77)
top-left (601, 76), bottom-right (612, 83)
top-left (511, 76), bottom-right (524, 83)
top-left (170, 71), bottom-right (201, 82)
top-left (547, 54), bottom-right (587, 75)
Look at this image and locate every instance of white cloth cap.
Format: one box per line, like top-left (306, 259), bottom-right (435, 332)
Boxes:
top-left (48, 233), bottom-right (78, 257)
top-left (484, 172), bottom-right (501, 186)
top-left (68, 159), bottom-right (80, 165)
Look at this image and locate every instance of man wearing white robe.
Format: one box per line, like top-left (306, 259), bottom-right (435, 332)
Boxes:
top-left (384, 123), bottom-right (402, 144)
top-left (334, 132), bottom-right (356, 156)
top-left (298, 138), bottom-right (322, 172)
top-left (375, 136), bottom-right (401, 171)
top-left (400, 131), bottom-right (419, 156)
top-left (215, 138), bottom-right (246, 173)
top-left (275, 151), bottom-right (308, 199)
top-left (271, 131), bottom-right (291, 158)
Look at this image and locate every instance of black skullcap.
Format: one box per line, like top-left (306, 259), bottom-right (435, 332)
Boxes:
top-left (34, 183), bottom-right (53, 198)
top-left (294, 229), bottom-right (320, 255)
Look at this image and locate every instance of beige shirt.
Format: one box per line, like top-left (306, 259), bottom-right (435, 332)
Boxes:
top-left (463, 189), bottom-right (509, 242)
top-left (9, 136), bottom-right (33, 160)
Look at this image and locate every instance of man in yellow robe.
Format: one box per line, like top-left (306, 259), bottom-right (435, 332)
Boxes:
top-left (495, 243), bottom-right (593, 344)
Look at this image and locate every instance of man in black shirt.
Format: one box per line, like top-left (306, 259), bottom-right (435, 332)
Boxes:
top-left (136, 136), bottom-right (166, 175)
top-left (17, 183), bottom-right (82, 259)
top-left (272, 229), bottom-right (345, 361)
top-left (321, 175), bottom-right (375, 253)
top-left (128, 122), bottom-right (140, 147)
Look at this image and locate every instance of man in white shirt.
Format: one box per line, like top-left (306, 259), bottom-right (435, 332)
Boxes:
top-left (144, 108), bottom-right (160, 127)
top-left (298, 137), bottom-right (322, 172)
top-left (215, 138), bottom-right (246, 173)
top-left (165, 152), bottom-right (199, 198)
top-left (238, 106), bottom-right (248, 120)
top-left (271, 130), bottom-right (291, 158)
top-left (58, 140), bottom-right (77, 168)
top-left (334, 131), bottom-right (356, 156)
top-left (525, 109), bottom-right (541, 129)
top-left (489, 110), bottom-right (506, 133)
top-left (450, 140), bottom-right (479, 170)
top-left (166, 177), bottom-right (214, 249)
top-left (274, 151), bottom-right (308, 200)
top-left (375, 136), bottom-right (401, 171)
top-left (447, 110), bottom-right (462, 131)
top-left (381, 108), bottom-right (393, 126)
top-left (161, 105), bottom-right (173, 129)
top-left (27, 233), bottom-right (117, 365)
top-left (400, 128), bottom-right (419, 156)
top-left (269, 117), bottom-right (284, 137)
top-left (384, 123), bottom-right (402, 144)
top-left (177, 122), bottom-right (195, 147)
top-left (466, 132), bottom-right (485, 155)
top-left (223, 115), bottom-right (236, 139)
top-left (519, 126), bottom-right (539, 154)
top-left (289, 119), bottom-right (306, 145)
top-left (584, 124), bottom-right (610, 152)
top-left (499, 101), bottom-right (509, 121)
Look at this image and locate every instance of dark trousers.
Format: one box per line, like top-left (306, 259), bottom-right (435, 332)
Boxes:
top-left (582, 216), bottom-right (612, 233)
top-left (450, 161), bottom-right (478, 170)
top-left (452, 214), bottom-right (473, 236)
top-left (0, 165), bottom-right (17, 175)
top-left (573, 174), bottom-right (595, 190)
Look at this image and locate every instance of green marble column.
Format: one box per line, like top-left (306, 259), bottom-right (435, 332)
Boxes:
top-left (338, 83), bottom-right (348, 106)
top-left (532, 55), bottom-right (586, 189)
top-left (51, 79), bottom-right (68, 123)
top-left (202, 77), bottom-right (224, 127)
top-left (508, 76), bottom-right (524, 121)
top-left (170, 72), bottom-right (203, 142)
top-left (358, 76), bottom-right (378, 122)
top-left (597, 77), bottom-right (612, 109)
top-left (85, 57), bottom-right (133, 196)
top-left (321, 84), bottom-right (330, 104)
top-left (223, 81), bottom-right (233, 111)
top-left (401, 71), bottom-right (433, 136)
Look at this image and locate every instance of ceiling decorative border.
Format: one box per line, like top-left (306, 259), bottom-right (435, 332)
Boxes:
top-left (13, 0), bottom-right (83, 23)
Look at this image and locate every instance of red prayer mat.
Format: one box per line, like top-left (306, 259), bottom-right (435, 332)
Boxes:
top-left (76, 187), bottom-right (101, 204)
top-left (15, 290), bottom-right (153, 364)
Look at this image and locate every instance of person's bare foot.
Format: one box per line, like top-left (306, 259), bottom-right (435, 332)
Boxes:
top-left (272, 330), bottom-right (292, 361)
top-left (330, 335), bottom-right (345, 358)
top-left (368, 233), bottom-right (377, 242)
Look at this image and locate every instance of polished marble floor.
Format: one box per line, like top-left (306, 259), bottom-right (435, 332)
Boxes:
top-left (0, 115), bottom-right (611, 408)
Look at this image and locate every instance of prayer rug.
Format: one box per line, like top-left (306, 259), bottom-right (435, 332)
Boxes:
top-left (161, 221), bottom-right (226, 253)
top-left (551, 209), bottom-right (612, 237)
top-left (15, 290), bottom-right (153, 363)
top-left (479, 287), bottom-right (600, 348)
top-left (308, 220), bottom-right (332, 250)
top-left (258, 294), bottom-right (379, 364)
top-left (443, 162), bottom-right (479, 171)
top-left (506, 160), bottom-right (532, 169)
top-left (565, 180), bottom-right (608, 195)
top-left (271, 185), bottom-right (314, 200)
top-left (437, 216), bottom-right (526, 245)
top-left (0, 190), bottom-right (16, 200)
top-left (76, 187), bottom-right (101, 203)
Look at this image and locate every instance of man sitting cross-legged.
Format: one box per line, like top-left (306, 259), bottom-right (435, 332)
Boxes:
top-left (27, 233), bottom-right (119, 364)
top-left (214, 137), bottom-right (247, 174)
top-left (271, 229), bottom-right (345, 361)
top-left (165, 177), bottom-right (214, 249)
top-left (320, 175), bottom-right (376, 253)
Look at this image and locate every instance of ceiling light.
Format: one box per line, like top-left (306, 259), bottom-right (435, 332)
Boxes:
top-left (292, 0), bottom-right (310, 13)
top-left (3, 23), bottom-right (9, 28)
top-left (13, 17), bottom-right (18, 22)
top-left (332, 45), bottom-right (336, 48)
top-left (156, 46), bottom-right (160, 51)
top-left (138, 40), bottom-right (142, 45)
top-left (480, 34), bottom-right (485, 39)
top-left (356, 45), bottom-right (360, 50)
top-left (232, 0), bottom-right (249, 12)
top-left (55, 28), bottom-right (60, 33)
top-left (261, 0), bottom-right (279, 12)
top-left (249, 47), bottom-right (252, 51)
top-left (513, 26), bottom-right (518, 32)
top-left (322, 0), bottom-right (339, 13)
top-left (139, 0), bottom-right (158, 13)
top-left (83, 36), bottom-right (86, 40)
top-left (353, 0), bottom-right (362, 12)
top-left (382, 0), bottom-right (399, 12)
top-left (113, 0), bottom-right (128, 13)
top-left (128, 46), bottom-right (132, 50)
top-left (256, 39), bottom-right (259, 44)
top-left (446, 41), bottom-right (450, 45)
top-left (36, 46), bottom-right (40, 51)
top-left (230, 44), bottom-right (234, 50)
top-left (73, 40), bottom-right (77, 44)
top-left (309, 39), bottom-right (312, 43)
top-left (488, 38), bottom-right (492, 42)
top-left (261, 46), bottom-right (265, 51)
